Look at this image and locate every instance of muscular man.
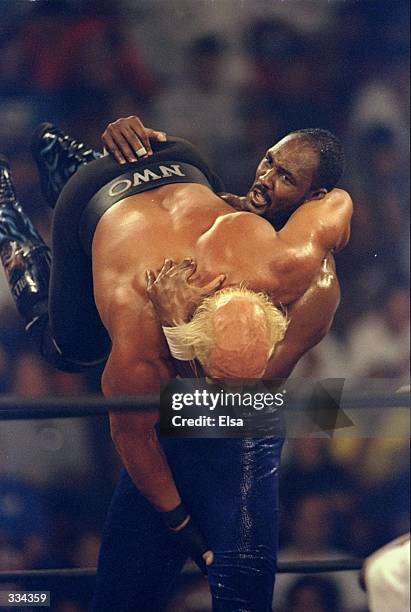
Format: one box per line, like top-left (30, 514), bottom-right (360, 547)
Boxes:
top-left (103, 116), bottom-right (347, 380)
top-left (0, 119), bottom-right (351, 611)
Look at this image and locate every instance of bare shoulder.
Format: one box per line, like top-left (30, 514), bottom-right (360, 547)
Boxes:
top-left (281, 188), bottom-right (353, 253)
top-left (197, 210), bottom-right (281, 289)
top-left (205, 211), bottom-right (279, 263)
top-left (321, 188), bottom-right (353, 251)
top-left (293, 188), bottom-right (353, 219)
top-left (101, 290), bottom-right (173, 395)
top-left (212, 210), bottom-right (276, 238)
top-left (324, 188), bottom-right (353, 207)
top-left (323, 188), bottom-right (353, 218)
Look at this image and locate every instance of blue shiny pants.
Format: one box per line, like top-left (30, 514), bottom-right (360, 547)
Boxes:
top-left (92, 436), bottom-right (284, 611)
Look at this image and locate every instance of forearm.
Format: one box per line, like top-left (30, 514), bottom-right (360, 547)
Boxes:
top-left (109, 408), bottom-right (213, 572)
top-left (264, 342), bottom-right (303, 379)
top-left (103, 355), bottom-right (181, 511)
top-left (110, 415), bottom-right (181, 511)
top-left (264, 337), bottom-right (322, 378)
top-left (104, 359), bottom-right (212, 570)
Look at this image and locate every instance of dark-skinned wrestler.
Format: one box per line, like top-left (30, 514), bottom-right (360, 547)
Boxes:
top-left (0, 116), bottom-right (351, 611)
top-left (103, 116), bottom-right (346, 382)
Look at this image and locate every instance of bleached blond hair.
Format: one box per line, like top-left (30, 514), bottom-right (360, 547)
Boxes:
top-left (168, 286), bottom-right (288, 370)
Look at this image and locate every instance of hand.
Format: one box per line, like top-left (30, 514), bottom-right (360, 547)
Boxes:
top-left (102, 115), bottom-right (167, 164)
top-left (174, 516), bottom-right (214, 575)
top-left (160, 503), bottom-right (213, 575)
top-left (175, 518), bottom-right (214, 576)
top-left (145, 258), bottom-right (225, 326)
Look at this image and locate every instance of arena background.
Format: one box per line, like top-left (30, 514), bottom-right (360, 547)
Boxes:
top-left (0, 1), bottom-right (409, 610)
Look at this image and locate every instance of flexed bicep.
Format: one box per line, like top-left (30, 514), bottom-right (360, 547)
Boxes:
top-left (265, 256), bottom-right (340, 378)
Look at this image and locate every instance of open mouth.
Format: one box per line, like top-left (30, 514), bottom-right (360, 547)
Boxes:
top-left (251, 187), bottom-right (269, 208)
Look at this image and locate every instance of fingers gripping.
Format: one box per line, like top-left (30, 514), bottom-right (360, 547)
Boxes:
top-left (201, 274), bottom-right (226, 295)
top-left (147, 259), bottom-right (224, 293)
top-left (102, 115), bottom-right (168, 164)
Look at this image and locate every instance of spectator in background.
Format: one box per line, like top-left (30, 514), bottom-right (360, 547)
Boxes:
top-left (243, 19), bottom-right (338, 137)
top-left (0, 477), bottom-right (51, 570)
top-left (347, 286), bottom-right (410, 379)
top-left (153, 34), bottom-right (244, 171)
top-left (346, 45), bottom-right (409, 162)
top-left (290, 331), bottom-right (351, 378)
top-left (335, 0), bottom-right (408, 119)
top-left (341, 127), bottom-right (409, 297)
top-left (282, 575), bottom-right (343, 612)
top-left (49, 0), bottom-right (158, 140)
top-left (338, 4), bottom-right (410, 301)
top-left (0, 0), bottom-right (158, 147)
top-left (0, 313), bottom-right (97, 490)
top-left (280, 439), bottom-right (355, 518)
top-left (0, 1), bottom-right (74, 125)
top-left (276, 492), bottom-right (367, 610)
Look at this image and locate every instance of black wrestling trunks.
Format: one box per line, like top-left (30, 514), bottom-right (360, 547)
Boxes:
top-left (79, 160), bottom-right (213, 255)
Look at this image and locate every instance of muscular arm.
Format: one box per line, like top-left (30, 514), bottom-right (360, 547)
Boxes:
top-left (278, 188), bottom-right (353, 253)
top-left (264, 255), bottom-right (340, 378)
top-left (100, 116), bottom-right (352, 254)
top-left (144, 256), bottom-right (340, 382)
top-left (220, 189), bottom-right (351, 303)
top-left (97, 284), bottom-right (213, 569)
top-left (100, 116), bottom-right (352, 257)
top-left (100, 294), bottom-right (181, 512)
top-left (103, 358), bottom-right (181, 512)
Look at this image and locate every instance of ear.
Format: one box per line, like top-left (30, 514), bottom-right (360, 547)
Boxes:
top-left (308, 187), bottom-right (328, 201)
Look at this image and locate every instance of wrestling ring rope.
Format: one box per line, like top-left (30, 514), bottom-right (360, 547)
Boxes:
top-left (0, 559), bottom-right (364, 584)
top-left (0, 389), bottom-right (408, 585)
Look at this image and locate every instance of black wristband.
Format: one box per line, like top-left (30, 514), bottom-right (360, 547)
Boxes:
top-left (160, 502), bottom-right (189, 530)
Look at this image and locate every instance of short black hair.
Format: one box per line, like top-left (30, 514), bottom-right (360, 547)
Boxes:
top-left (291, 128), bottom-right (345, 191)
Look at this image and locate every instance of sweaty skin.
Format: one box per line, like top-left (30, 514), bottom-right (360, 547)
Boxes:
top-left (148, 254), bottom-right (341, 381)
top-left (265, 254), bottom-right (341, 378)
top-left (91, 179), bottom-right (352, 513)
top-left (221, 133), bottom-right (330, 224)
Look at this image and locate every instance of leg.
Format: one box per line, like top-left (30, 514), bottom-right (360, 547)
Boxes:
top-left (93, 470), bottom-right (188, 612)
top-left (0, 156), bottom-right (50, 325)
top-left (46, 152), bottom-right (141, 364)
top-left (23, 139), bottom-right (157, 365)
top-left (207, 440), bottom-right (281, 612)
top-left (46, 186), bottom-right (111, 365)
top-left (31, 123), bottom-right (101, 208)
top-left (164, 436), bottom-right (284, 612)
top-left (0, 157), bottom-right (106, 370)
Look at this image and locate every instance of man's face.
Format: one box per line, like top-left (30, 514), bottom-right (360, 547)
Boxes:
top-left (246, 134), bottom-right (320, 223)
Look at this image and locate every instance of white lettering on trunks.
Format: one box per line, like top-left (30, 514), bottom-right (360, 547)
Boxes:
top-left (108, 164), bottom-right (185, 197)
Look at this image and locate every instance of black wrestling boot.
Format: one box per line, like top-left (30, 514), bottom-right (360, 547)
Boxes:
top-left (0, 156), bottom-right (51, 327)
top-left (31, 122), bottom-right (102, 208)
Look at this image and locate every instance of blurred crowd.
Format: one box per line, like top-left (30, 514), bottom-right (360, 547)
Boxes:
top-left (0, 1), bottom-right (409, 610)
